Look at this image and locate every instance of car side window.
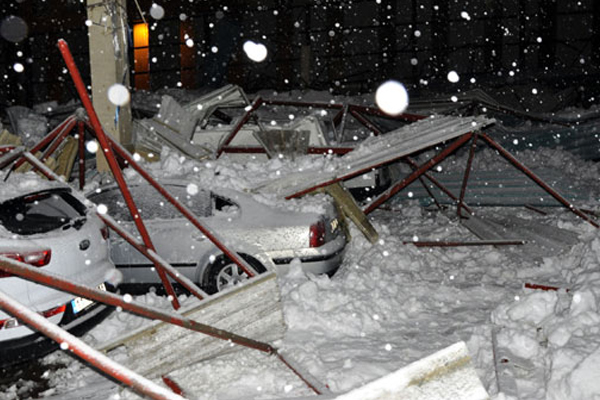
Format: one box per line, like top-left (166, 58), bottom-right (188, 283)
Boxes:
top-left (212, 193), bottom-right (239, 217)
top-left (165, 185), bottom-right (211, 218)
top-left (88, 188), bottom-right (135, 221)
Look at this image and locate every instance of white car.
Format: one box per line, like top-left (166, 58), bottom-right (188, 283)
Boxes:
top-left (0, 186), bottom-right (115, 367)
top-left (87, 180), bottom-right (347, 293)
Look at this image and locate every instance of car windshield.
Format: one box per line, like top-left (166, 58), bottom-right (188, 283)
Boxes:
top-left (0, 188), bottom-right (86, 235)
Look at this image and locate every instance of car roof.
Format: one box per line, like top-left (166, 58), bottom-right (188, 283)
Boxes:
top-left (0, 171), bottom-right (69, 203)
top-left (86, 177), bottom-right (328, 220)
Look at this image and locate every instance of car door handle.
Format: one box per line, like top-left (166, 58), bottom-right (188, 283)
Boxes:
top-left (191, 233), bottom-right (206, 241)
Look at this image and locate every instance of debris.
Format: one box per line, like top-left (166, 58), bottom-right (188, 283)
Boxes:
top-left (459, 213), bottom-right (580, 259)
top-left (254, 115), bottom-right (494, 199)
top-left (99, 272), bottom-right (285, 378)
top-left (6, 105), bottom-right (48, 147)
top-left (398, 168), bottom-right (587, 207)
top-left (329, 342), bottom-right (488, 400)
top-left (0, 129), bottom-right (22, 146)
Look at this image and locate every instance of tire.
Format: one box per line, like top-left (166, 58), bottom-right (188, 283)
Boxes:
top-left (203, 254), bottom-right (266, 294)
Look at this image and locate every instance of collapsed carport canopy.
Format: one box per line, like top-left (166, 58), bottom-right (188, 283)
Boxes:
top-left (253, 115), bottom-right (495, 199)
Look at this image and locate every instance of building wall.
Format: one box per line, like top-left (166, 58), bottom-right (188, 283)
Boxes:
top-left (1, 0), bottom-right (598, 107)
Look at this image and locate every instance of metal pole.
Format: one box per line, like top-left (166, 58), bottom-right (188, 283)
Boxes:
top-left (404, 157), bottom-right (473, 214)
top-left (348, 104), bottom-right (426, 122)
top-left (479, 133), bottom-right (599, 228)
top-left (364, 133), bottom-right (474, 214)
top-left (57, 39), bottom-right (181, 309)
top-left (0, 147), bottom-right (24, 169)
top-left (0, 289), bottom-right (187, 400)
top-left (22, 151), bottom-right (57, 180)
top-left (216, 97), bottom-right (263, 158)
top-left (457, 133), bottom-right (478, 218)
top-left (39, 119), bottom-right (77, 163)
top-left (262, 99), bottom-right (344, 110)
top-left (219, 146), bottom-right (353, 155)
top-left (349, 108), bottom-right (383, 136)
top-left (403, 240), bottom-right (525, 247)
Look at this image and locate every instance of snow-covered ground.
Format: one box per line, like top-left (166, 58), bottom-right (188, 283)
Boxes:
top-left (1, 118), bottom-right (599, 400)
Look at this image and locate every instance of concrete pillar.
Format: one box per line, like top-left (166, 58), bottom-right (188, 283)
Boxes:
top-left (86, 0), bottom-right (132, 170)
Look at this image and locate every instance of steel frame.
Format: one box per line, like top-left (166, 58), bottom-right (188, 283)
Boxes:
top-left (1, 150), bottom-right (325, 396)
top-left (215, 98), bottom-right (425, 157)
top-left (208, 92), bottom-right (596, 230)
top-left (58, 40), bottom-right (264, 309)
top-left (0, 39), bottom-right (329, 396)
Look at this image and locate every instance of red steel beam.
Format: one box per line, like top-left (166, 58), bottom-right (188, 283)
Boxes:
top-left (21, 151), bottom-right (56, 180)
top-left (348, 104), bottom-right (426, 122)
top-left (349, 108), bottom-right (383, 136)
top-left (524, 204), bottom-right (548, 215)
top-left (403, 240), bottom-right (525, 247)
top-left (262, 99), bottom-right (344, 110)
top-left (0, 147), bottom-right (24, 169)
top-left (0, 146), bottom-right (16, 155)
top-left (332, 105), bottom-right (346, 127)
top-left (221, 146), bottom-right (353, 155)
top-left (524, 282), bottom-right (569, 292)
top-left (104, 135), bottom-right (259, 279)
top-left (479, 133), bottom-right (599, 228)
top-left (404, 157), bottom-right (473, 215)
top-left (457, 133), bottom-right (478, 218)
top-left (216, 97), bottom-right (263, 158)
top-left (57, 39), bottom-right (180, 309)
top-left (39, 118), bottom-right (77, 163)
top-left (364, 133), bottom-right (474, 214)
top-left (0, 290), bottom-right (187, 400)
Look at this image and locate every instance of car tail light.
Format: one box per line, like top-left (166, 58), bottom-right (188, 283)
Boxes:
top-left (0, 304), bottom-right (66, 330)
top-left (309, 220), bottom-right (326, 248)
top-left (0, 250), bottom-right (52, 278)
top-left (101, 225), bottom-right (109, 240)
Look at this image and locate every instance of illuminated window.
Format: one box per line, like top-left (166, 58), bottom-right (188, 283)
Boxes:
top-left (133, 23), bottom-right (150, 90)
top-left (180, 20), bottom-right (196, 88)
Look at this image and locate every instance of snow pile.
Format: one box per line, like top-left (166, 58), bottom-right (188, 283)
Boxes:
top-left (491, 229), bottom-right (600, 399)
top-left (0, 100), bottom-right (598, 400)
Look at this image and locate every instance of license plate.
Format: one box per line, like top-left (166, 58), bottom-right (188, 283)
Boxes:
top-left (71, 283), bottom-right (106, 314)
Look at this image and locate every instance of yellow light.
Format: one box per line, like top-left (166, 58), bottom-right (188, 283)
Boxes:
top-left (133, 23), bottom-right (149, 48)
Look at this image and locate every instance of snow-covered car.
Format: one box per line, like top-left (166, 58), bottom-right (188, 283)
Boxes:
top-left (0, 187), bottom-right (115, 367)
top-left (87, 181), bottom-right (347, 293)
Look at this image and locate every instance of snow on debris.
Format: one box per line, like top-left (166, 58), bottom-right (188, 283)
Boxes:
top-left (1, 94), bottom-right (599, 400)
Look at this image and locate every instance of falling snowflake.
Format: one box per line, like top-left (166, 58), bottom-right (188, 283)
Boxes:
top-left (375, 80), bottom-right (409, 116)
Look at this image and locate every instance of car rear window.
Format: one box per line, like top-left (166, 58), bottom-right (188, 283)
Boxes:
top-left (0, 188), bottom-right (86, 235)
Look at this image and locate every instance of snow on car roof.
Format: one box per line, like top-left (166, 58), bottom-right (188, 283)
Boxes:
top-left (0, 171), bottom-right (68, 203)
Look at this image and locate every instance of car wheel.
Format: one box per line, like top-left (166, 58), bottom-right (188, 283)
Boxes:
top-left (203, 254), bottom-right (266, 294)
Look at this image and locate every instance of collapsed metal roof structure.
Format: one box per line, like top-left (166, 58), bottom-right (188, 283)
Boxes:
top-left (0, 38), bottom-right (598, 399)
